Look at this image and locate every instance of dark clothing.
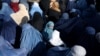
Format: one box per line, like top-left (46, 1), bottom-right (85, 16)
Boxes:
top-left (28, 12), bottom-right (44, 32)
top-left (39, 0), bottom-right (50, 15)
top-left (77, 33), bottom-right (96, 56)
top-left (56, 17), bottom-right (86, 47)
top-left (13, 26), bottom-right (22, 48)
top-left (29, 42), bottom-right (46, 56)
top-left (46, 47), bottom-right (70, 56)
top-left (95, 0), bottom-right (100, 12)
top-left (86, 0), bottom-right (94, 5)
top-left (48, 9), bottom-right (61, 23)
top-left (58, 0), bottom-right (67, 13)
top-left (93, 40), bottom-right (100, 56)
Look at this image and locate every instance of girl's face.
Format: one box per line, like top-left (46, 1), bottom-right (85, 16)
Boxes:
top-left (11, 0), bottom-right (19, 3)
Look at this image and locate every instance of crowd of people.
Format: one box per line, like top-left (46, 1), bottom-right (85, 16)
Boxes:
top-left (0, 0), bottom-right (100, 56)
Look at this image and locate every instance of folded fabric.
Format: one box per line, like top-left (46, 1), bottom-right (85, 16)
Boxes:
top-left (1, 20), bottom-right (17, 44)
top-left (0, 36), bottom-right (27, 56)
top-left (0, 3), bottom-right (13, 22)
top-left (20, 23), bottom-right (42, 52)
top-left (49, 30), bottom-right (64, 46)
top-left (0, 36), bottom-right (13, 49)
top-left (10, 4), bottom-right (30, 26)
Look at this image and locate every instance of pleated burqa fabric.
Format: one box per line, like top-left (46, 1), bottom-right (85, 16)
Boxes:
top-left (0, 36), bottom-right (27, 56)
top-left (20, 23), bottom-right (43, 53)
top-left (0, 3), bottom-right (17, 44)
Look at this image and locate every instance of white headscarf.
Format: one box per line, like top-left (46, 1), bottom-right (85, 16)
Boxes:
top-left (67, 45), bottom-right (86, 56)
top-left (49, 30), bottom-right (64, 46)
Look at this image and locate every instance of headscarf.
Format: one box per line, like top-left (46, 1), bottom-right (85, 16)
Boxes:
top-left (85, 26), bottom-right (96, 35)
top-left (28, 12), bottom-right (44, 32)
top-left (44, 21), bottom-right (54, 40)
top-left (67, 45), bottom-right (86, 56)
top-left (30, 2), bottom-right (43, 18)
top-left (10, 0), bottom-right (19, 12)
top-left (49, 30), bottom-right (64, 46)
top-left (61, 13), bottom-right (69, 19)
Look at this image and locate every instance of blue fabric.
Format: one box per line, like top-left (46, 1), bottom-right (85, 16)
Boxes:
top-left (61, 13), bottom-right (69, 20)
top-left (86, 26), bottom-right (96, 35)
top-left (76, 0), bottom-right (88, 10)
top-left (67, 0), bottom-right (77, 10)
top-left (30, 2), bottom-right (43, 19)
top-left (29, 42), bottom-right (46, 56)
top-left (0, 36), bottom-right (13, 49)
top-left (2, 0), bottom-right (11, 4)
top-left (55, 13), bottom-right (69, 27)
top-left (82, 7), bottom-right (96, 18)
top-left (0, 3), bottom-right (13, 22)
top-left (0, 36), bottom-right (27, 56)
top-left (1, 20), bottom-right (17, 44)
top-left (47, 47), bottom-right (70, 56)
top-left (20, 23), bottom-right (43, 53)
top-left (0, 3), bottom-right (17, 44)
top-left (44, 21), bottom-right (54, 40)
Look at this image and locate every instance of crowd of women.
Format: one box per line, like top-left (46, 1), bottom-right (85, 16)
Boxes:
top-left (0, 0), bottom-right (100, 56)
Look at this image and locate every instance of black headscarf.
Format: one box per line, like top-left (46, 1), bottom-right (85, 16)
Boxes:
top-left (39, 0), bottom-right (50, 14)
top-left (28, 12), bottom-right (44, 32)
